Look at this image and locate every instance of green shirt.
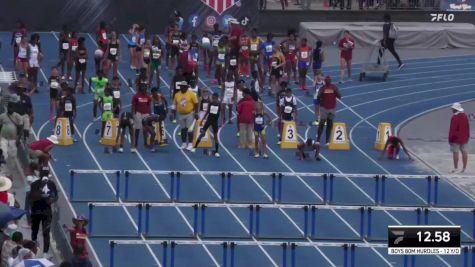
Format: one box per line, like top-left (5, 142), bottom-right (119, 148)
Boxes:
top-left (91, 77), bottom-right (108, 97)
top-left (102, 96), bottom-right (114, 112)
top-left (0, 112), bottom-right (23, 140)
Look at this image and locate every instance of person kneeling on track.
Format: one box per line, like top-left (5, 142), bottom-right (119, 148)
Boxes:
top-left (297, 138), bottom-right (321, 161)
top-left (316, 76), bottom-right (341, 146)
top-left (142, 114), bottom-right (163, 152)
top-left (380, 135), bottom-right (412, 160)
top-left (192, 93), bottom-right (221, 157)
top-left (116, 111), bottom-right (136, 153)
top-left (173, 83), bottom-right (199, 151)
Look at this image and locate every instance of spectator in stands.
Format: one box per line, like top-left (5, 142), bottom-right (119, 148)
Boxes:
top-left (448, 102), bottom-right (470, 173)
top-left (338, 31), bottom-right (355, 83)
top-left (237, 89), bottom-right (256, 149)
top-left (22, 240), bottom-right (38, 257)
top-left (379, 135), bottom-right (412, 160)
top-left (0, 176), bottom-right (15, 206)
top-left (14, 83), bottom-right (33, 141)
top-left (380, 14), bottom-right (404, 69)
top-left (28, 135), bottom-right (58, 167)
top-left (10, 248), bottom-right (34, 266)
top-left (316, 76), bottom-right (341, 145)
top-left (29, 175), bottom-right (58, 259)
top-left (0, 102), bottom-right (24, 161)
top-left (1, 231), bottom-right (23, 267)
top-left (71, 244), bottom-right (93, 267)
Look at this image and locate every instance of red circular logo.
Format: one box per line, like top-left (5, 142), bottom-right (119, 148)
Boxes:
top-left (206, 16), bottom-right (216, 27)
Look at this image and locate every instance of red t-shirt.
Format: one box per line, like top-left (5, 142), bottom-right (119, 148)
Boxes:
top-left (230, 25), bottom-right (242, 49)
top-left (237, 96), bottom-right (256, 124)
top-left (0, 192), bottom-right (8, 204)
top-left (449, 112), bottom-right (470, 144)
top-left (29, 139), bottom-right (54, 152)
top-left (319, 84), bottom-right (339, 110)
top-left (339, 37), bottom-right (355, 60)
top-left (132, 92), bottom-right (151, 114)
top-left (69, 227), bottom-right (88, 257)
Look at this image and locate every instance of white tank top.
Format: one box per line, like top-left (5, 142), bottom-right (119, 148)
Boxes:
top-left (224, 81), bottom-right (235, 97)
top-left (28, 44), bottom-right (40, 67)
top-left (18, 45), bottom-right (27, 59)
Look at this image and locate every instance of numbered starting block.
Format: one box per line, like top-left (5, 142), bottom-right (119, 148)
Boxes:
top-left (54, 117), bottom-right (73, 146)
top-left (280, 121), bottom-right (298, 149)
top-left (193, 119), bottom-right (213, 148)
top-left (147, 121), bottom-right (167, 145)
top-left (328, 122), bottom-right (350, 150)
top-left (374, 122), bottom-right (392, 151)
top-left (100, 118), bottom-right (119, 146)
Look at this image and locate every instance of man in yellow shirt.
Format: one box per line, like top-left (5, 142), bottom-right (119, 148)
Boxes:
top-left (173, 83), bottom-right (199, 151)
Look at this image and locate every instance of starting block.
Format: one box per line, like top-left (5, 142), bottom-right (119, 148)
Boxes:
top-left (280, 121), bottom-right (298, 149)
top-left (193, 119), bottom-right (212, 148)
top-left (55, 117), bottom-right (73, 146)
top-left (328, 122), bottom-right (350, 150)
top-left (374, 122), bottom-right (392, 151)
top-left (101, 118), bottom-right (119, 146)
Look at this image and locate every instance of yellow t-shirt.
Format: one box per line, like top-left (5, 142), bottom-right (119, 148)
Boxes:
top-left (174, 90), bottom-right (198, 114)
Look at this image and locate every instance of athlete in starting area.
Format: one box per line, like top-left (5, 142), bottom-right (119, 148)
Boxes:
top-left (90, 70), bottom-right (108, 119)
top-left (116, 111), bottom-right (136, 153)
top-left (193, 93), bottom-right (221, 157)
top-left (380, 135), bottom-right (412, 160)
top-left (297, 138), bottom-right (321, 161)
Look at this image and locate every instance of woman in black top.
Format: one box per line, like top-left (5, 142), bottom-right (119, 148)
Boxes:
top-left (75, 37), bottom-right (87, 94)
top-left (104, 31), bottom-right (120, 78)
top-left (57, 31), bottom-right (69, 77)
top-left (193, 93), bottom-right (221, 157)
top-left (379, 14), bottom-right (404, 69)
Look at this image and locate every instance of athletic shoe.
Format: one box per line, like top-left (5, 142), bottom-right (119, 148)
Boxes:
top-left (254, 153), bottom-right (260, 158)
top-left (130, 148), bottom-right (137, 153)
top-left (118, 147), bottom-right (124, 153)
top-left (181, 143), bottom-right (187, 149)
top-left (312, 120), bottom-right (319, 126)
top-left (347, 78), bottom-right (353, 82)
top-left (214, 152), bottom-right (221, 158)
top-left (451, 168), bottom-right (459, 173)
top-left (177, 131), bottom-right (181, 136)
top-left (150, 148), bottom-right (156, 152)
top-left (68, 76), bottom-right (73, 81)
top-left (461, 168), bottom-right (466, 173)
top-left (191, 148), bottom-right (196, 153)
top-left (43, 252), bottom-right (52, 260)
top-left (172, 119), bottom-right (177, 124)
top-left (398, 63), bottom-right (405, 70)
top-left (277, 141), bottom-right (281, 145)
top-left (395, 155), bottom-right (400, 160)
top-left (236, 132), bottom-right (240, 137)
top-left (186, 143), bottom-right (194, 151)
top-left (61, 75), bottom-right (66, 80)
top-left (325, 142), bottom-right (330, 147)
top-left (73, 138), bottom-right (78, 142)
top-left (262, 153), bottom-right (269, 159)
top-left (339, 80), bottom-right (345, 84)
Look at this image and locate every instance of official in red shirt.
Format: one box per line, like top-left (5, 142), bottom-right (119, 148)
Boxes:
top-left (448, 102), bottom-right (470, 173)
top-left (339, 30), bottom-right (355, 83)
top-left (132, 86), bottom-right (152, 148)
top-left (237, 89), bottom-right (256, 149)
top-left (316, 76), bottom-right (341, 145)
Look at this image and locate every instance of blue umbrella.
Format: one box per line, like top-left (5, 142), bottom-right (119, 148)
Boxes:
top-left (0, 203), bottom-right (26, 229)
top-left (13, 258), bottom-right (54, 267)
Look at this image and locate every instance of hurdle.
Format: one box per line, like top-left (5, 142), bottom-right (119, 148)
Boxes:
top-left (87, 202), bottom-right (143, 237)
top-left (108, 239), bottom-right (388, 267)
top-left (69, 169), bottom-right (121, 201)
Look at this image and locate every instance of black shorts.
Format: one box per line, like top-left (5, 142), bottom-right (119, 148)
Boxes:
top-left (271, 67), bottom-right (283, 78)
top-left (144, 58), bottom-right (151, 65)
top-left (119, 118), bottom-right (134, 130)
top-left (202, 119), bottom-right (219, 134)
top-left (76, 62), bottom-right (86, 72)
top-left (135, 46), bottom-right (142, 52)
top-left (171, 46), bottom-right (179, 57)
top-left (50, 89), bottom-right (59, 100)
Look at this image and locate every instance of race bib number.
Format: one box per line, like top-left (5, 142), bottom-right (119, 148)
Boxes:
top-left (225, 88), bottom-right (234, 98)
top-left (72, 45), bottom-right (78, 51)
top-left (241, 45), bottom-right (249, 51)
top-left (144, 49), bottom-right (151, 58)
top-left (284, 106), bottom-right (293, 113)
top-left (210, 105), bottom-right (219, 114)
top-left (250, 44), bottom-right (258, 51)
top-left (65, 102), bottom-right (73, 112)
top-left (102, 32), bottom-right (107, 40)
top-left (152, 51), bottom-right (161, 59)
top-left (132, 36), bottom-right (137, 43)
top-left (104, 103), bottom-right (112, 111)
top-left (78, 58), bottom-right (86, 64)
top-left (265, 45), bottom-right (273, 53)
top-left (202, 103), bottom-right (209, 112)
top-left (255, 117), bottom-right (263, 125)
top-left (110, 48), bottom-right (117, 55)
top-left (113, 90), bottom-right (120, 99)
top-left (50, 81), bottom-right (59, 89)
top-left (289, 44), bottom-right (295, 51)
top-left (62, 43), bottom-right (70, 50)
top-left (271, 61), bottom-right (278, 67)
top-left (230, 59), bottom-right (237, 66)
top-left (218, 53), bottom-right (225, 60)
top-left (15, 36), bottom-right (21, 44)
top-left (301, 51), bottom-right (308, 59)
top-left (212, 39), bottom-right (219, 47)
top-left (172, 39), bottom-right (179, 45)
top-left (202, 37), bottom-right (210, 46)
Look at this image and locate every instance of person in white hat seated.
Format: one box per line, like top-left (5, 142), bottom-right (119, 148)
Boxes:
top-left (28, 135), bottom-right (58, 166)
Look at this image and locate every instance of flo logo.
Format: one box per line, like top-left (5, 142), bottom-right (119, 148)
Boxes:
top-left (430, 13), bottom-right (455, 22)
top-left (201, 0), bottom-right (239, 15)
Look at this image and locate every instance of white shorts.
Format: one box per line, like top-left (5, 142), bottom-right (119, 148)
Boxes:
top-left (134, 112), bottom-right (148, 130)
top-left (222, 95), bottom-right (234, 105)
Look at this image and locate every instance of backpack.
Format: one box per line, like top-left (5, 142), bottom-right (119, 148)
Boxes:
top-left (388, 23), bottom-right (398, 39)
